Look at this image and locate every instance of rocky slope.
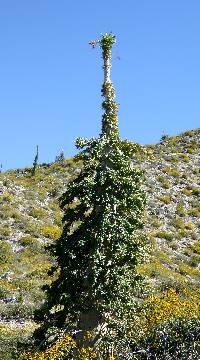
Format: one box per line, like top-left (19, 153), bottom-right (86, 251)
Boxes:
top-left (0, 128), bottom-right (199, 359)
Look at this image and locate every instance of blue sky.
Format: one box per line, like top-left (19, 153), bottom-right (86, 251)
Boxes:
top-left (0, 1), bottom-right (200, 170)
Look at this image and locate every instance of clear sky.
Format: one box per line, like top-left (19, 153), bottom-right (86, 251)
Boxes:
top-left (0, 1), bottom-right (200, 170)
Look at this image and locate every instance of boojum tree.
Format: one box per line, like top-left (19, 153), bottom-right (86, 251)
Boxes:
top-left (34, 33), bottom-right (146, 352)
top-left (31, 145), bottom-right (39, 176)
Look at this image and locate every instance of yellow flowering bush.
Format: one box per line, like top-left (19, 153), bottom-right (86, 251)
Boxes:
top-left (1, 191), bottom-right (14, 203)
top-left (78, 346), bottom-right (97, 359)
top-left (40, 225), bottom-right (61, 240)
top-left (22, 334), bottom-right (98, 360)
top-left (23, 334), bottom-right (75, 360)
top-left (126, 288), bottom-right (200, 358)
top-left (141, 288), bottom-right (200, 331)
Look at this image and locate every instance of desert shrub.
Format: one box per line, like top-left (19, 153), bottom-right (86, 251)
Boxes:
top-left (136, 317), bottom-right (200, 360)
top-left (171, 217), bottom-right (193, 233)
top-left (178, 263), bottom-right (200, 277)
top-left (184, 241), bottom-right (200, 257)
top-left (153, 250), bottom-right (173, 265)
top-left (182, 188), bottom-right (192, 196)
top-left (138, 261), bottom-right (187, 291)
top-left (16, 248), bottom-right (51, 279)
top-left (24, 221), bottom-right (41, 237)
top-left (22, 333), bottom-right (98, 360)
top-left (128, 289), bottom-right (200, 359)
top-left (171, 216), bottom-right (185, 229)
top-left (162, 167), bottom-right (180, 178)
top-left (49, 163), bottom-right (66, 173)
top-left (159, 277), bottom-right (188, 292)
top-left (0, 302), bottom-right (35, 319)
top-left (48, 200), bottom-right (60, 211)
top-left (169, 136), bottom-right (179, 143)
top-left (184, 130), bottom-right (194, 136)
top-left (53, 211), bottom-right (62, 227)
top-left (176, 228), bottom-right (189, 239)
top-left (169, 155), bottom-right (179, 164)
top-left (188, 208), bottom-right (200, 218)
top-left (2, 178), bottom-right (11, 186)
top-left (189, 256), bottom-right (200, 268)
top-left (184, 223), bottom-right (193, 230)
top-left (150, 218), bottom-right (162, 229)
top-left (40, 226), bottom-right (61, 240)
top-left (24, 190), bottom-right (37, 201)
top-left (154, 231), bottom-right (174, 241)
top-left (191, 187), bottom-right (200, 196)
top-left (0, 224), bottom-right (11, 237)
top-left (0, 191), bottom-right (14, 203)
top-left (0, 241), bottom-right (13, 264)
top-left (49, 187), bottom-right (61, 197)
top-left (186, 144), bottom-right (196, 154)
top-left (158, 195), bottom-right (171, 204)
top-left (140, 288), bottom-right (200, 331)
top-left (14, 278), bottom-right (42, 292)
top-left (29, 208), bottom-right (48, 220)
top-left (0, 204), bottom-right (21, 220)
top-left (193, 167), bottom-right (200, 176)
top-left (28, 261), bottom-right (51, 278)
top-left (176, 203), bottom-right (186, 216)
top-left (18, 236), bottom-right (40, 249)
top-left (37, 188), bottom-right (48, 201)
top-left (0, 279), bottom-right (16, 299)
top-left (0, 279), bottom-right (17, 299)
top-left (42, 176), bottom-right (55, 191)
top-left (190, 198), bottom-right (199, 209)
top-left (179, 153), bottom-right (190, 162)
top-left (170, 241), bottom-right (178, 250)
top-left (24, 166), bottom-right (32, 172)
top-left (156, 176), bottom-right (171, 189)
top-left (0, 324), bottom-right (34, 360)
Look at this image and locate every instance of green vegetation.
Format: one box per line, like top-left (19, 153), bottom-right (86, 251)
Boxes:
top-left (29, 208), bottom-right (48, 220)
top-left (0, 224), bottom-right (11, 237)
top-left (0, 191), bottom-right (14, 203)
top-left (162, 167), bottom-right (180, 178)
top-left (40, 225), bottom-right (61, 240)
top-left (179, 152), bottom-right (190, 162)
top-left (156, 175), bottom-right (171, 189)
top-left (158, 195), bottom-right (171, 204)
top-left (33, 33), bottom-right (146, 358)
top-left (188, 207), bottom-right (200, 218)
top-left (176, 203), bottom-right (186, 216)
top-left (0, 241), bottom-right (13, 264)
top-left (154, 230), bottom-right (174, 241)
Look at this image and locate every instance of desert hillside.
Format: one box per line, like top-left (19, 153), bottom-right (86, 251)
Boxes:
top-left (0, 128), bottom-right (199, 359)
